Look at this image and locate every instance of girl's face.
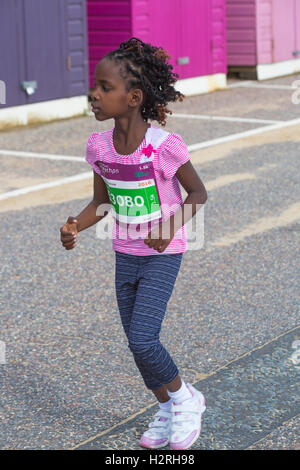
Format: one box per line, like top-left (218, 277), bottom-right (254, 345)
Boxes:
top-left (91, 57), bottom-right (142, 121)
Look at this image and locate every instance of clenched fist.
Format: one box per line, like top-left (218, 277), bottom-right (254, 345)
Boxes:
top-left (60, 216), bottom-right (79, 250)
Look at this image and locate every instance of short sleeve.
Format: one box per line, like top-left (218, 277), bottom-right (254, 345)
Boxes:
top-left (85, 133), bottom-right (101, 175)
top-left (159, 133), bottom-right (190, 180)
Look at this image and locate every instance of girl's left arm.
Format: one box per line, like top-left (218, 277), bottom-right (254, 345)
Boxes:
top-left (144, 161), bottom-right (208, 252)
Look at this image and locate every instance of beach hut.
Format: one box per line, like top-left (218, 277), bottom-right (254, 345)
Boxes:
top-left (87, 0), bottom-right (227, 96)
top-left (227, 0), bottom-right (300, 80)
top-left (0, 0), bottom-right (89, 130)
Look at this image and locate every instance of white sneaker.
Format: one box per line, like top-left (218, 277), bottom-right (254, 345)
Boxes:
top-left (139, 409), bottom-right (172, 449)
top-left (169, 383), bottom-right (206, 450)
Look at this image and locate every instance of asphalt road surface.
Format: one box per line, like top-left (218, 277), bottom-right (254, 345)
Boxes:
top-left (0, 75), bottom-right (299, 450)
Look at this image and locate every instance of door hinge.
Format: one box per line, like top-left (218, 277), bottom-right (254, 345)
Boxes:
top-left (67, 56), bottom-right (71, 71)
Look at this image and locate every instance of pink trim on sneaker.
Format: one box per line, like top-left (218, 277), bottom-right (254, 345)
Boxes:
top-left (139, 435), bottom-right (169, 448)
top-left (139, 412), bottom-right (171, 449)
top-left (170, 429), bottom-right (198, 450)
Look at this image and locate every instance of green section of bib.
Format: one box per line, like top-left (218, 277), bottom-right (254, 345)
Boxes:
top-left (105, 184), bottom-right (160, 218)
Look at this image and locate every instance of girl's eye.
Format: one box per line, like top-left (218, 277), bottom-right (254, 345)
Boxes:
top-left (93, 83), bottom-right (109, 91)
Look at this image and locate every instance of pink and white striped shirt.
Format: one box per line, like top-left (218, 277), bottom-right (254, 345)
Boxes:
top-left (85, 123), bottom-right (190, 255)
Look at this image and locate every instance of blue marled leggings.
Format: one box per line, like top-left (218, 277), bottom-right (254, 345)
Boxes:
top-left (115, 251), bottom-right (183, 390)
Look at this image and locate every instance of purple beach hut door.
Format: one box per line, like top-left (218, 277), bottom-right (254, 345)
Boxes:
top-left (23, 0), bottom-right (68, 104)
top-left (0, 0), bottom-right (88, 109)
top-left (0, 1), bottom-right (26, 107)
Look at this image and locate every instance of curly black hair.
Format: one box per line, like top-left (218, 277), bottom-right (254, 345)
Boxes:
top-left (103, 37), bottom-right (185, 127)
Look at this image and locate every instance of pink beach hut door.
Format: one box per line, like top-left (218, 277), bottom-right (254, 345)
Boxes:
top-left (271, 0), bottom-right (299, 62)
top-left (295, 0), bottom-right (300, 59)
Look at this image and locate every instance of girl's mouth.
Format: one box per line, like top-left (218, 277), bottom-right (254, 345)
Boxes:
top-left (91, 105), bottom-right (101, 114)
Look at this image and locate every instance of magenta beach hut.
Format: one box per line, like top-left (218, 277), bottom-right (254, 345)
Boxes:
top-left (87, 0), bottom-right (227, 95)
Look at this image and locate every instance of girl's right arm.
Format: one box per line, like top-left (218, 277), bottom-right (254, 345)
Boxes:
top-left (60, 171), bottom-right (110, 250)
top-left (75, 170), bottom-right (111, 233)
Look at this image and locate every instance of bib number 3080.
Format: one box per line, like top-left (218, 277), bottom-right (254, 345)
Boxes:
top-left (108, 191), bottom-right (144, 208)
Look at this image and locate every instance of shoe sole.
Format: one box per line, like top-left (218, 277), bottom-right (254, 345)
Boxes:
top-left (170, 393), bottom-right (206, 450)
top-left (139, 439), bottom-right (170, 449)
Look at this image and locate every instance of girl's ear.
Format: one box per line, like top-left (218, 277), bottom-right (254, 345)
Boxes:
top-left (129, 88), bottom-right (144, 108)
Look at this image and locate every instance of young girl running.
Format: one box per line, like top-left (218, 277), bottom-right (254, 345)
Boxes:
top-left (60, 37), bottom-right (208, 450)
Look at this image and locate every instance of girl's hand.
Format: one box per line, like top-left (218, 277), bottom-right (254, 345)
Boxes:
top-left (60, 216), bottom-right (79, 250)
top-left (144, 221), bottom-right (174, 253)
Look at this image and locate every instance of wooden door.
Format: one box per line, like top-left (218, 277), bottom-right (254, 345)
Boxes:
top-left (272, 0), bottom-right (295, 62)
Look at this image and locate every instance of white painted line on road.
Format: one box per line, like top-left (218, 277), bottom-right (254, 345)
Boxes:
top-left (242, 83), bottom-right (297, 90)
top-left (227, 81), bottom-right (253, 88)
top-left (0, 172), bottom-right (92, 201)
top-left (0, 116), bottom-right (294, 162)
top-left (1, 116), bottom-right (300, 201)
top-left (187, 116), bottom-right (300, 152)
top-left (0, 149), bottom-right (84, 162)
top-left (171, 113), bottom-right (282, 125)
top-left (87, 109), bottom-right (281, 124)
top-left (228, 80), bottom-right (298, 90)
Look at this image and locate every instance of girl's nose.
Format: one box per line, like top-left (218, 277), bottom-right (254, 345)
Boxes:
top-left (90, 87), bottom-right (99, 100)
top-left (89, 91), bottom-right (96, 104)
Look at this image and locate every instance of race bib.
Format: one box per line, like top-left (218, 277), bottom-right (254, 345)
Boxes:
top-left (95, 160), bottom-right (162, 224)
